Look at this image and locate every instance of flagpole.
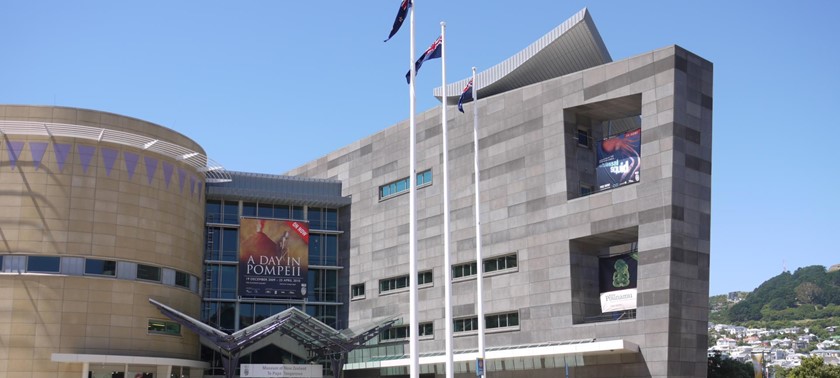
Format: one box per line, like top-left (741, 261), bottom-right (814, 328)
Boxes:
top-left (472, 66), bottom-right (486, 377)
top-left (439, 21), bottom-right (455, 378)
top-left (408, 1), bottom-right (419, 378)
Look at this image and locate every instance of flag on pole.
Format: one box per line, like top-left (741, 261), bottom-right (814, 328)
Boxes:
top-left (406, 36), bottom-right (442, 83)
top-left (458, 79), bottom-right (473, 113)
top-left (384, 0), bottom-right (412, 42)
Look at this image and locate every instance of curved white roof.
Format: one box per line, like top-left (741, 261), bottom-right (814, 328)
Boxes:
top-left (434, 8), bottom-right (611, 104)
top-left (0, 119), bottom-right (230, 183)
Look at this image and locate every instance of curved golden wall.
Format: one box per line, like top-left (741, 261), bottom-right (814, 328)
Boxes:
top-left (0, 106), bottom-right (206, 377)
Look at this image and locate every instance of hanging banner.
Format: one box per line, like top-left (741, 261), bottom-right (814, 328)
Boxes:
top-left (599, 252), bottom-right (638, 312)
top-left (239, 218), bottom-right (309, 299)
top-left (596, 128), bottom-right (641, 191)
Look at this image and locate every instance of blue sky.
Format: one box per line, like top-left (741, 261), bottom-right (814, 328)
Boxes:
top-left (1, 1), bottom-right (838, 296)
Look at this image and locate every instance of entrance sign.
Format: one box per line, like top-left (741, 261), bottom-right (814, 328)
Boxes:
top-left (240, 364), bottom-right (323, 378)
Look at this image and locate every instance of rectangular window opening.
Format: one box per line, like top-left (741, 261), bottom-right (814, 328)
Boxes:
top-left (27, 256), bottom-right (60, 273)
top-left (351, 283), bottom-right (366, 299)
top-left (137, 264), bottom-right (161, 282)
top-left (148, 319), bottom-right (181, 336)
top-left (379, 169), bottom-right (433, 200)
top-left (379, 275), bottom-right (409, 294)
top-left (85, 259), bottom-right (117, 276)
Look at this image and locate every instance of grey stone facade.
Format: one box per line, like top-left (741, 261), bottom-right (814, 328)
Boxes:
top-left (288, 44), bottom-right (713, 378)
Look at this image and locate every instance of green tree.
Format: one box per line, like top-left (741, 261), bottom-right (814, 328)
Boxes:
top-left (787, 356), bottom-right (840, 378)
top-left (796, 282), bottom-right (824, 305)
top-left (707, 352), bottom-right (753, 378)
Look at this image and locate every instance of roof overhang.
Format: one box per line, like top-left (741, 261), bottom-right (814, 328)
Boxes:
top-left (0, 120), bottom-right (231, 183)
top-left (433, 7), bottom-right (611, 105)
top-left (51, 353), bottom-right (209, 369)
top-left (344, 339), bottom-right (639, 370)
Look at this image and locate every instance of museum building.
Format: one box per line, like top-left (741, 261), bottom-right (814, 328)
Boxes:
top-left (0, 8), bottom-right (713, 378)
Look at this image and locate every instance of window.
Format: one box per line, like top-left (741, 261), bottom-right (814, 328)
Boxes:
top-left (308, 207), bottom-right (339, 231)
top-left (148, 319), bottom-right (181, 336)
top-left (27, 256), bottom-right (60, 273)
top-left (85, 259), bottom-right (116, 276)
top-left (419, 322), bottom-right (434, 338)
top-left (418, 270), bottom-right (433, 286)
top-left (309, 234), bottom-right (338, 266)
top-left (454, 312), bottom-right (520, 333)
top-left (222, 201), bottom-right (239, 224)
top-left (175, 271), bottom-right (190, 288)
top-left (204, 264), bottom-right (237, 299)
top-left (381, 325), bottom-right (408, 341)
top-left (379, 275), bottom-right (409, 294)
top-left (416, 170), bottom-right (433, 186)
top-left (486, 312), bottom-right (520, 329)
top-left (452, 262), bottom-right (477, 279)
top-left (351, 283), bottom-right (365, 299)
top-left (454, 317), bottom-right (478, 333)
top-left (206, 200), bottom-right (222, 223)
top-left (308, 269), bottom-right (338, 302)
top-left (292, 206), bottom-right (304, 221)
top-left (379, 169), bottom-right (433, 200)
top-left (242, 202), bottom-right (257, 217)
top-left (380, 322), bottom-right (433, 341)
top-left (137, 264), bottom-right (161, 282)
top-left (483, 254), bottom-right (517, 274)
top-left (580, 184), bottom-right (593, 196)
top-left (577, 128), bottom-right (590, 147)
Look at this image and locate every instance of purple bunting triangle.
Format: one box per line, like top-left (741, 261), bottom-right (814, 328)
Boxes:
top-left (77, 145), bottom-right (96, 173)
top-left (162, 161), bottom-right (174, 188)
top-left (144, 156), bottom-right (158, 185)
top-left (54, 143), bottom-right (71, 172)
top-left (124, 151), bottom-right (139, 180)
top-left (189, 175), bottom-right (196, 197)
top-left (177, 168), bottom-right (186, 193)
top-left (101, 148), bottom-right (118, 176)
top-left (5, 141), bottom-right (24, 170)
top-left (29, 142), bottom-right (48, 171)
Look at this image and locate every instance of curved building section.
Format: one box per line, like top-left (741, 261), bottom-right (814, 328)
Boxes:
top-left (434, 7), bottom-right (611, 104)
top-left (0, 106), bottom-right (209, 377)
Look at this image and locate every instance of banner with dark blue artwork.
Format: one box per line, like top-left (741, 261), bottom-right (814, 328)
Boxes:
top-left (596, 128), bottom-right (641, 191)
top-left (599, 252), bottom-right (638, 312)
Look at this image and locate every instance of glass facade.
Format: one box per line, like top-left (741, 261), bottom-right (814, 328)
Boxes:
top-left (201, 199), bottom-right (343, 335)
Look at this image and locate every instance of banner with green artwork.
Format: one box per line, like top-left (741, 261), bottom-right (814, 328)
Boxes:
top-left (598, 252), bottom-right (638, 312)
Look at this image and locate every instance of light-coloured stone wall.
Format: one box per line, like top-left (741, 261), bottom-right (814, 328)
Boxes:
top-left (289, 45), bottom-right (713, 378)
top-left (0, 106), bottom-right (205, 378)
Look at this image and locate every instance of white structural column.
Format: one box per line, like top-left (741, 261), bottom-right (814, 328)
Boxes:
top-left (439, 21), bottom-right (454, 378)
top-left (408, 1), bottom-right (419, 377)
top-left (472, 66), bottom-right (486, 376)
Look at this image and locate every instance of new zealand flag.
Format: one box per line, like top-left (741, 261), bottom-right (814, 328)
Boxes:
top-left (384, 0), bottom-right (412, 42)
top-left (457, 79), bottom-right (473, 113)
top-left (405, 36), bottom-right (442, 83)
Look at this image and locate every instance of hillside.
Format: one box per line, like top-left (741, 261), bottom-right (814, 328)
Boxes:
top-left (711, 265), bottom-right (840, 323)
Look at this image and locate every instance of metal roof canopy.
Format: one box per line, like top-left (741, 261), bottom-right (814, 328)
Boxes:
top-left (0, 120), bottom-right (231, 183)
top-left (433, 7), bottom-right (611, 105)
top-left (345, 338), bottom-right (640, 371)
top-left (148, 298), bottom-right (398, 378)
top-left (206, 171), bottom-right (351, 208)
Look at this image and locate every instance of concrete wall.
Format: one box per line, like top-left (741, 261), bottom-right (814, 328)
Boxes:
top-left (0, 106), bottom-right (205, 378)
top-left (288, 45), bottom-right (713, 378)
